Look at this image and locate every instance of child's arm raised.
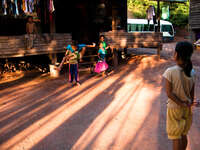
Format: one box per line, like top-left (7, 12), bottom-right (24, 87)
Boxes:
top-left (165, 78), bottom-right (191, 107)
top-left (86, 43), bottom-right (96, 47)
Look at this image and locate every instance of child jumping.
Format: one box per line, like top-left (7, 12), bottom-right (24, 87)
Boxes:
top-left (163, 41), bottom-right (195, 150)
top-left (94, 42), bottom-right (108, 77)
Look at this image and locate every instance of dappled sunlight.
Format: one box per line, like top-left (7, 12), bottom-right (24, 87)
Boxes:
top-left (0, 76), bottom-right (104, 143)
top-left (0, 85), bottom-right (43, 113)
top-left (1, 52), bottom-right (199, 150)
top-left (0, 84), bottom-right (67, 134)
top-left (125, 55), bottom-right (168, 87)
top-left (0, 78), bottom-right (66, 119)
top-left (72, 79), bottom-right (161, 150)
top-left (0, 71), bottom-right (25, 85)
top-left (125, 90), bottom-right (165, 150)
top-left (187, 114), bottom-right (200, 150)
top-left (0, 77), bottom-right (48, 101)
top-left (0, 74), bottom-right (121, 150)
top-left (187, 127), bottom-right (200, 150)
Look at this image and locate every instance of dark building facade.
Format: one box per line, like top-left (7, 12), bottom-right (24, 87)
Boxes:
top-left (0, 0), bottom-right (127, 43)
top-left (50, 0), bottom-right (127, 43)
top-left (189, 0), bottom-right (200, 41)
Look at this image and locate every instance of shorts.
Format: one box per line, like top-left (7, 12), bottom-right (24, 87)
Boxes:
top-left (166, 107), bottom-right (192, 140)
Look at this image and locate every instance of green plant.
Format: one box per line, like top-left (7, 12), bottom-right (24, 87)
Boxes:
top-left (128, 0), bottom-right (189, 27)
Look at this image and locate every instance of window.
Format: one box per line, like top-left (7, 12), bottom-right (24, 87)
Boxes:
top-left (128, 24), bottom-right (155, 32)
top-left (136, 24), bottom-right (143, 31)
top-left (143, 24), bottom-right (155, 31)
top-left (128, 24), bottom-right (137, 32)
top-left (161, 25), bottom-right (173, 35)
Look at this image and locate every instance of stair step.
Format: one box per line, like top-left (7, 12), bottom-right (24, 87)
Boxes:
top-left (78, 68), bottom-right (91, 72)
top-left (79, 61), bottom-right (96, 65)
top-left (82, 55), bottom-right (98, 58)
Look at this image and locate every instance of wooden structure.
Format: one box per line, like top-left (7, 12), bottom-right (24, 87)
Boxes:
top-left (0, 34), bottom-right (72, 58)
top-left (189, 0), bottom-right (200, 42)
top-left (55, 0), bottom-right (127, 42)
top-left (0, 0), bottom-right (127, 59)
top-left (101, 30), bottom-right (163, 67)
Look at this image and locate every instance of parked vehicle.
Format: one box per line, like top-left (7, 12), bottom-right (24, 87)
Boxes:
top-left (127, 19), bottom-right (175, 42)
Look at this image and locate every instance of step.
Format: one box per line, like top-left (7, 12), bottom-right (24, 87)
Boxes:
top-left (82, 55), bottom-right (98, 58)
top-left (79, 61), bottom-right (96, 65)
top-left (78, 67), bottom-right (91, 72)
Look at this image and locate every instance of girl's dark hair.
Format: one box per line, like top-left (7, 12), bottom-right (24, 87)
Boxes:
top-left (175, 41), bottom-right (194, 77)
top-left (100, 35), bottom-right (105, 39)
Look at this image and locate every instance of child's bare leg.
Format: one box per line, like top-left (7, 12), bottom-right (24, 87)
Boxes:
top-left (102, 71), bottom-right (105, 77)
top-left (181, 135), bottom-right (188, 150)
top-left (80, 47), bottom-right (86, 62)
top-left (173, 139), bottom-right (181, 150)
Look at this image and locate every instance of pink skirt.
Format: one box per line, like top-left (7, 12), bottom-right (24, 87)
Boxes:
top-left (94, 61), bottom-right (108, 73)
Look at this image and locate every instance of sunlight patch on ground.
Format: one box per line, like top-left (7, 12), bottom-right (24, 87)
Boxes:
top-left (72, 80), bottom-right (161, 150)
top-left (0, 84), bottom-right (67, 133)
top-left (187, 117), bottom-right (200, 150)
top-left (0, 71), bottom-right (25, 84)
top-left (0, 75), bottom-right (120, 150)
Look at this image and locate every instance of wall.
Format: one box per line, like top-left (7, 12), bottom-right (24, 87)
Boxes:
top-left (55, 0), bottom-right (127, 43)
top-left (189, 0), bottom-right (200, 41)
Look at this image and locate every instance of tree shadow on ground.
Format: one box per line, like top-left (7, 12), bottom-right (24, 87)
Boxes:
top-left (2, 54), bottom-right (199, 150)
top-left (122, 86), bottom-right (169, 150)
top-left (0, 56), bottom-right (141, 149)
top-left (0, 73), bottom-right (105, 145)
top-left (28, 56), bottom-right (172, 150)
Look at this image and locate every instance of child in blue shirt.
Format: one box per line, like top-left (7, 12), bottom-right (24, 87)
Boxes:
top-left (57, 41), bottom-right (95, 86)
top-left (66, 42), bottom-right (95, 62)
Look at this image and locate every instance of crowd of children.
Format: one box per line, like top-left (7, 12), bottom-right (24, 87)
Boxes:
top-left (57, 39), bottom-right (105, 86)
top-left (57, 35), bottom-right (110, 86)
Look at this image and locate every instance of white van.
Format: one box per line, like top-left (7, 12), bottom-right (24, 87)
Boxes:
top-left (127, 19), bottom-right (175, 42)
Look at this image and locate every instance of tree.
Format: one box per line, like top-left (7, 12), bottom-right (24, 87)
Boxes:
top-left (128, 0), bottom-right (189, 27)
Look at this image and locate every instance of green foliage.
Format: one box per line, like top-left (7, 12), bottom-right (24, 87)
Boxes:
top-left (128, 0), bottom-right (189, 27)
top-left (169, 2), bottom-right (189, 27)
top-left (128, 0), bottom-right (156, 18)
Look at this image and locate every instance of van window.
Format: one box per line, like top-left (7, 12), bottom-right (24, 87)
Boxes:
top-left (128, 24), bottom-right (137, 32)
top-left (161, 25), bottom-right (173, 35)
top-left (138, 24), bottom-right (143, 31)
top-left (143, 24), bottom-right (154, 31)
top-left (128, 24), bottom-right (154, 32)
